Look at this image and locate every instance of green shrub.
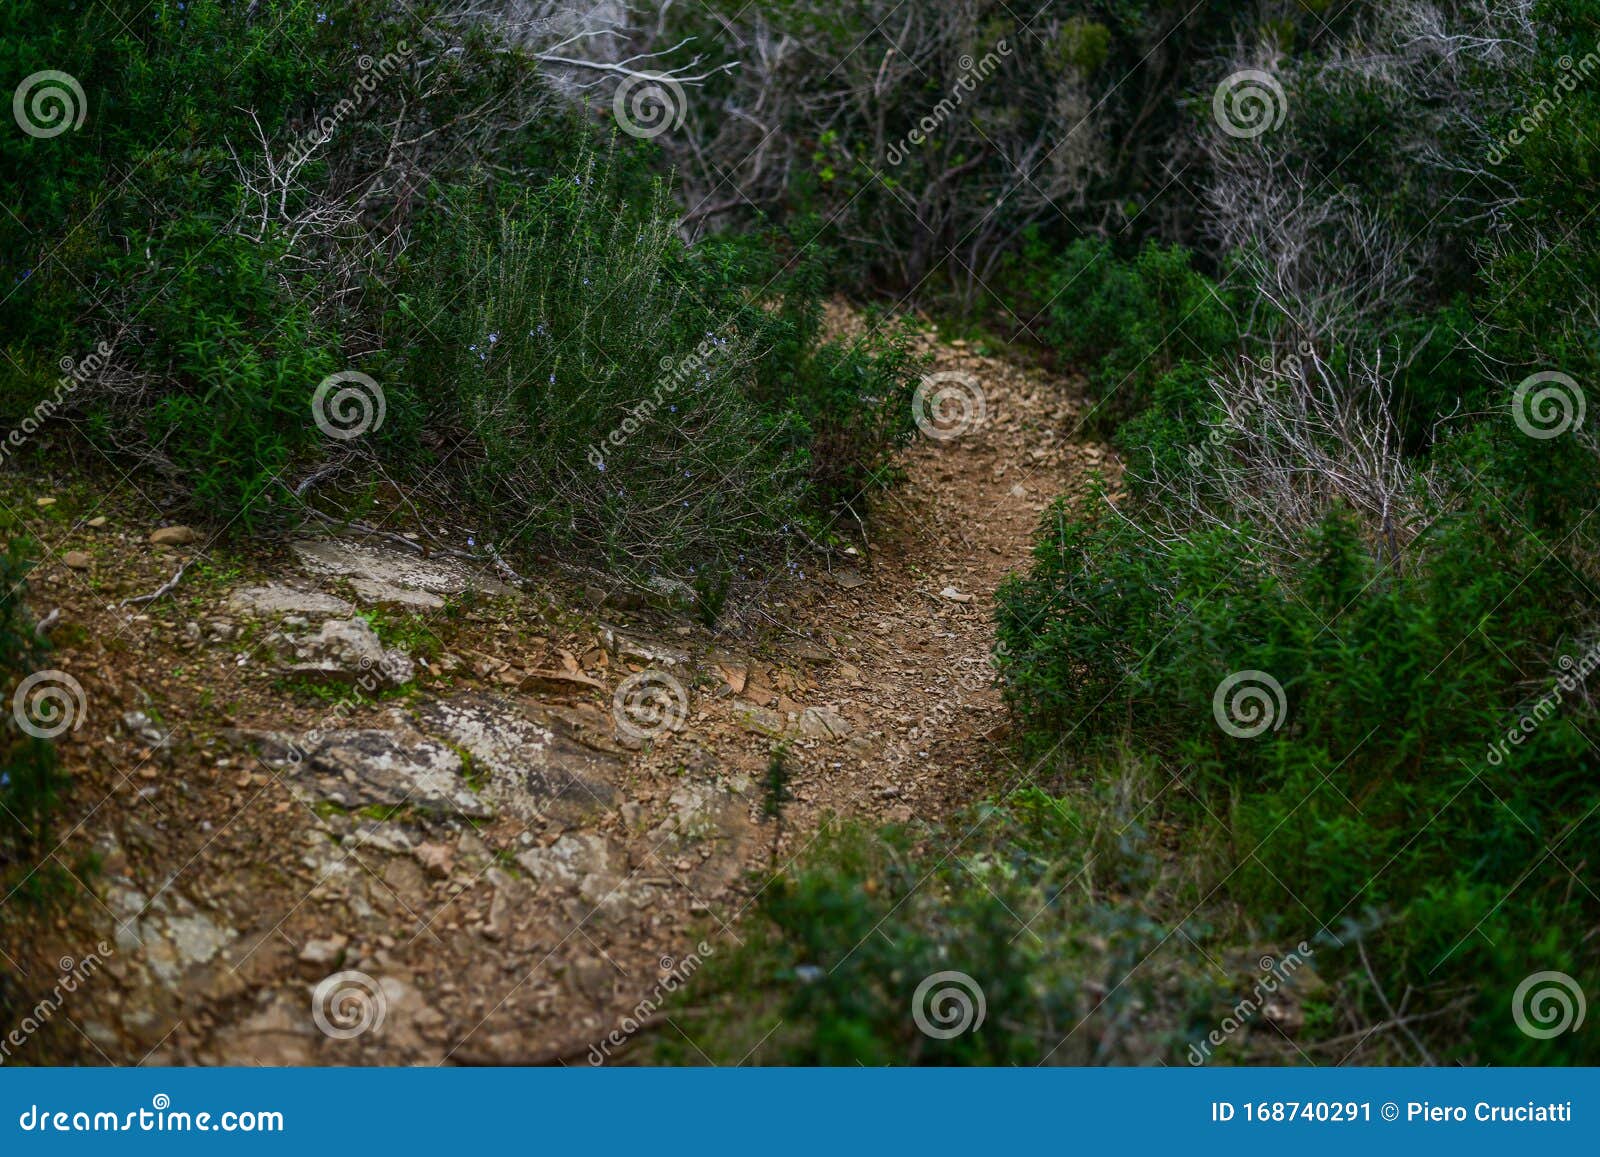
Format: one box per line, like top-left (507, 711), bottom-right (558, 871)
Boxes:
top-left (996, 463), bottom-right (1600, 1061)
top-left (658, 780), bottom-right (1214, 1065)
top-left (391, 155), bottom-right (807, 586)
top-left (1033, 239), bottom-right (1239, 433)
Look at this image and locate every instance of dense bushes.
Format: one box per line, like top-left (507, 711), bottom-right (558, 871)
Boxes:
top-left (659, 784), bottom-right (1213, 1066)
top-left (0, 0), bottom-right (920, 581)
top-left (997, 486), bottom-right (1600, 1061)
top-left (989, 0), bottom-right (1600, 1063)
top-left (395, 163), bottom-right (801, 587)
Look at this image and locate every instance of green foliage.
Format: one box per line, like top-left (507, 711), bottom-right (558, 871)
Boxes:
top-left (659, 780), bottom-right (1210, 1065)
top-left (980, 0), bottom-right (1600, 1063)
top-left (1029, 238), bottom-right (1239, 434)
top-left (997, 350), bottom-right (1600, 1064)
top-left (0, 0), bottom-right (919, 578)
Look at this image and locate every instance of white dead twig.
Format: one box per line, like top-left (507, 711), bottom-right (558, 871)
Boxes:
top-left (121, 564), bottom-right (186, 608)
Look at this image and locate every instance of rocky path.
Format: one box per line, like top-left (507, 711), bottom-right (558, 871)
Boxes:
top-left (3, 308), bottom-right (1106, 1065)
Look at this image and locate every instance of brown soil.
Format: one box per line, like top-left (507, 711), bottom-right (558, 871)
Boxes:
top-left (0, 305), bottom-right (1112, 1065)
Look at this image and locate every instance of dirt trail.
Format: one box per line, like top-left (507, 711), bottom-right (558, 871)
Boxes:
top-left (3, 307), bottom-right (1104, 1065)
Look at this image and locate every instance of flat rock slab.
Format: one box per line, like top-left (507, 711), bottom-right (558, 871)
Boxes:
top-left (516, 833), bottom-right (647, 917)
top-left (309, 728), bottom-right (492, 819)
top-left (290, 539), bottom-right (513, 606)
top-left (285, 618), bottom-right (414, 685)
top-left (413, 695), bottom-right (621, 822)
top-left (227, 583), bottom-right (355, 617)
